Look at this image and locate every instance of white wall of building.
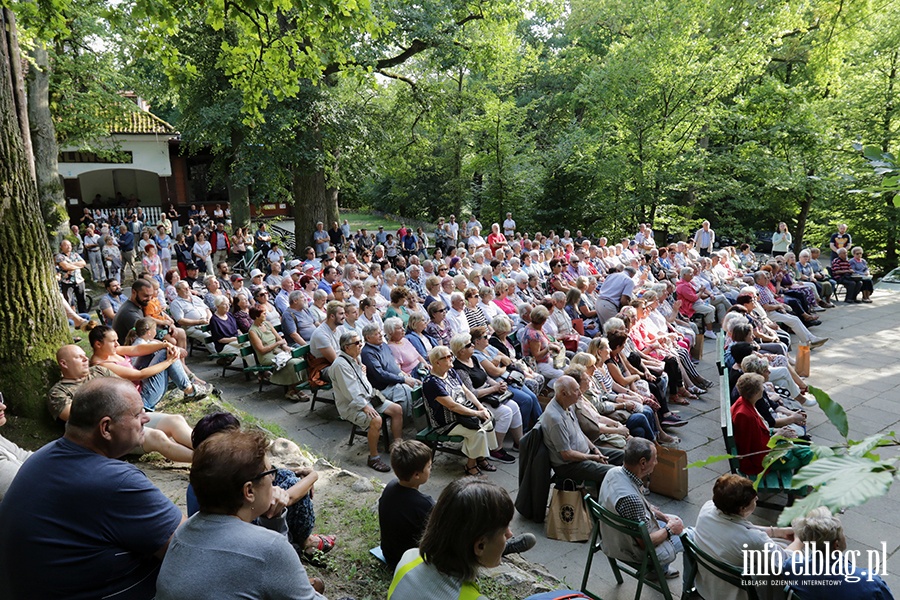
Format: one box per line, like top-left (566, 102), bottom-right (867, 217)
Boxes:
top-left (58, 134), bottom-right (175, 179)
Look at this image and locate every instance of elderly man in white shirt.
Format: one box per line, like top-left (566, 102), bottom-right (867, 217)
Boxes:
top-left (170, 281), bottom-right (216, 353)
top-left (445, 292), bottom-right (470, 336)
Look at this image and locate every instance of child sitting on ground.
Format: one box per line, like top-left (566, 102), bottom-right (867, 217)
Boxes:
top-left (378, 440), bottom-right (538, 572)
top-left (378, 440), bottom-right (435, 571)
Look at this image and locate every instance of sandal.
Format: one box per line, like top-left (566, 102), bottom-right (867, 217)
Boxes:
top-left (367, 456), bottom-right (391, 472)
top-left (670, 395), bottom-right (691, 405)
top-left (476, 459), bottom-right (497, 472)
top-left (305, 534), bottom-right (336, 556)
top-left (688, 386), bottom-right (707, 396)
top-left (659, 434), bottom-right (681, 446)
top-left (464, 465), bottom-right (484, 477)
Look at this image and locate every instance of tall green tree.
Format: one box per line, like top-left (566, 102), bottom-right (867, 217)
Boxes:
top-left (0, 7), bottom-right (69, 420)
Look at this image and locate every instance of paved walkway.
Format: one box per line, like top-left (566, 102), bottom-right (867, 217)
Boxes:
top-left (189, 289), bottom-right (900, 598)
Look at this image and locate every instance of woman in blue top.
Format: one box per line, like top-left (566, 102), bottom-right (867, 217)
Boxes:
top-left (154, 225), bottom-right (173, 273)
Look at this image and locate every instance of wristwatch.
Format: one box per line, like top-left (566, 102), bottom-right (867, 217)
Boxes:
top-left (665, 526), bottom-right (672, 539)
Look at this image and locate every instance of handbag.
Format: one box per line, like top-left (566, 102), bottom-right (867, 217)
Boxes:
top-left (482, 390), bottom-right (513, 408)
top-left (546, 479), bottom-right (592, 542)
top-left (507, 370), bottom-right (526, 387)
top-left (795, 343), bottom-right (810, 377)
top-left (648, 443), bottom-right (688, 500)
top-left (450, 389), bottom-right (482, 430)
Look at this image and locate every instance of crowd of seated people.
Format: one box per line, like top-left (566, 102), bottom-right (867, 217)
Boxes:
top-left (33, 213), bottom-right (889, 599)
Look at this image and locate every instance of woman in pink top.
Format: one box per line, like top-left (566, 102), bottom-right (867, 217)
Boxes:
top-left (386, 316), bottom-right (428, 375)
top-left (491, 280), bottom-right (518, 317)
top-left (142, 242), bottom-right (163, 285)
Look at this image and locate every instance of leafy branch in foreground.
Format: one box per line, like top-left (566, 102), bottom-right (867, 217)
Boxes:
top-left (687, 385), bottom-right (899, 526)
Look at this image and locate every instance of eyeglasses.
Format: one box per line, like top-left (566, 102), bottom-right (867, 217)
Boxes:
top-left (251, 467), bottom-right (277, 481)
top-left (464, 342), bottom-right (474, 348)
top-left (438, 354), bottom-right (453, 360)
top-left (346, 340), bottom-right (362, 347)
top-left (435, 308), bottom-right (447, 313)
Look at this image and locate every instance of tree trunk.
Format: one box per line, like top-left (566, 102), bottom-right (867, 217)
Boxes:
top-left (292, 165), bottom-right (329, 256)
top-left (227, 129), bottom-right (251, 230)
top-left (882, 52), bottom-right (897, 267)
top-left (27, 43), bottom-right (68, 245)
top-left (794, 173), bottom-right (815, 254)
top-left (0, 8), bottom-right (70, 421)
top-left (325, 148), bottom-right (340, 227)
top-left (227, 182), bottom-right (250, 230)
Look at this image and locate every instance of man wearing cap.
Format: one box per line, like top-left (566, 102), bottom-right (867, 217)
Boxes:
top-left (230, 273), bottom-right (251, 303)
top-left (183, 262), bottom-right (204, 293)
top-left (356, 228), bottom-right (373, 252)
top-left (248, 268), bottom-right (266, 294)
top-left (375, 226), bottom-right (388, 245)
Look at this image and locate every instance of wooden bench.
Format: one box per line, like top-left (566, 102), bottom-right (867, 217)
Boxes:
top-left (237, 333), bottom-right (275, 391)
top-left (715, 330), bottom-right (726, 376)
top-left (413, 392), bottom-right (466, 458)
top-left (720, 361), bottom-right (805, 508)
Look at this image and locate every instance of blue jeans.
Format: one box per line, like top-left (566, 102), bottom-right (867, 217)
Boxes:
top-left (626, 406), bottom-right (658, 441)
top-left (138, 350), bottom-right (191, 410)
top-left (509, 384), bottom-right (542, 431)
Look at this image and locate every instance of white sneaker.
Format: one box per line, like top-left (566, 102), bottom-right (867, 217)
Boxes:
top-left (704, 330), bottom-right (717, 340)
top-left (801, 394), bottom-right (818, 408)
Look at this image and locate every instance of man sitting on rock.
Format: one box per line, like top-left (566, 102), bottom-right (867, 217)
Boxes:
top-left (48, 344), bottom-right (195, 463)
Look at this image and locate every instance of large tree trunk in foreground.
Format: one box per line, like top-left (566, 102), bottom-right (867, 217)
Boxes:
top-left (27, 43), bottom-right (69, 245)
top-left (0, 8), bottom-right (70, 421)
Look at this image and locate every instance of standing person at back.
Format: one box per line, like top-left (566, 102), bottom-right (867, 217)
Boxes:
top-left (0, 378), bottom-right (185, 600)
top-left (829, 223), bottom-right (852, 257)
top-left (693, 220), bottom-right (715, 257)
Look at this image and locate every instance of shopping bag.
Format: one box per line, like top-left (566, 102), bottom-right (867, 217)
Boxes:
top-left (545, 480), bottom-right (592, 542)
top-left (795, 343), bottom-right (810, 378)
top-left (648, 443), bottom-right (688, 500)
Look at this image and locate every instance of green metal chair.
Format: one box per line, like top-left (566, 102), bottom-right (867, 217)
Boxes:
top-left (680, 533), bottom-right (759, 600)
top-left (581, 495), bottom-right (674, 600)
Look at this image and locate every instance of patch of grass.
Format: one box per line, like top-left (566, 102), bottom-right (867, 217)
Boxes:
top-left (342, 212), bottom-right (435, 236)
top-left (310, 489), bottom-right (392, 600)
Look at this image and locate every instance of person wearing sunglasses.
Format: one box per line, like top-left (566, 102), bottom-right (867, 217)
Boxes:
top-left (157, 428), bottom-right (326, 599)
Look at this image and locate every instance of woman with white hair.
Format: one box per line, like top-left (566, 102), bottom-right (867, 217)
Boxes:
top-left (478, 286), bottom-right (504, 326)
top-left (781, 507), bottom-right (893, 598)
top-left (451, 333), bottom-right (522, 463)
top-left (385, 316), bottom-right (429, 376)
top-left (796, 250), bottom-right (834, 307)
